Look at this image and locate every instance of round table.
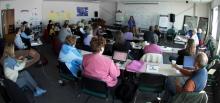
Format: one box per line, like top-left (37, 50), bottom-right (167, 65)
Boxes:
top-left (15, 49), bottom-right (40, 68)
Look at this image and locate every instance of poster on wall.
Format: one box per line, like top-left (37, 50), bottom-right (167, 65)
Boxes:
top-left (182, 15), bottom-right (198, 31)
top-left (77, 7), bottom-right (88, 16)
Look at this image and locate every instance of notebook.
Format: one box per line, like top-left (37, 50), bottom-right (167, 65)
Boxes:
top-left (183, 56), bottom-right (195, 69)
top-left (112, 51), bottom-right (128, 62)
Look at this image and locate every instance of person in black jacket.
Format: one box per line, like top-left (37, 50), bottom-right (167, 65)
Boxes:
top-left (113, 31), bottom-right (132, 53)
top-left (143, 26), bottom-right (155, 42)
top-left (176, 39), bottom-right (196, 65)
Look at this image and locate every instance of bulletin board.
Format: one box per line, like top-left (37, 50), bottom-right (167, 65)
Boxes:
top-left (182, 15), bottom-right (198, 31)
top-left (198, 17), bottom-right (208, 34)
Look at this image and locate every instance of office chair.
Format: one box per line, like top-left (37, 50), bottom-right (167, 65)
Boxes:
top-left (57, 61), bottom-right (79, 86)
top-left (133, 74), bottom-right (166, 103)
top-left (79, 75), bottom-right (113, 103)
top-left (166, 28), bottom-right (176, 42)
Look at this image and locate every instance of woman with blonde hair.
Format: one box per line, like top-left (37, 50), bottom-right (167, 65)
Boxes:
top-left (2, 43), bottom-right (46, 96)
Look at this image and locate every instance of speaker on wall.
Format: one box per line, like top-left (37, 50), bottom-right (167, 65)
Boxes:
top-left (94, 11), bottom-right (98, 17)
top-left (170, 14), bottom-right (175, 22)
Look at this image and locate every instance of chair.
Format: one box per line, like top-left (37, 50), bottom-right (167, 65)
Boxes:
top-left (170, 91), bottom-right (208, 103)
top-left (134, 74), bottom-right (166, 103)
top-left (57, 61), bottom-right (78, 85)
top-left (140, 53), bottom-right (163, 64)
top-left (166, 29), bottom-right (176, 41)
top-left (79, 75), bottom-right (112, 103)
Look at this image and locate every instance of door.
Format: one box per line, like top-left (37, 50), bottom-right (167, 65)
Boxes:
top-left (1, 9), bottom-right (15, 37)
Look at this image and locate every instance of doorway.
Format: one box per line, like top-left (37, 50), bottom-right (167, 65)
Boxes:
top-left (1, 9), bottom-right (15, 38)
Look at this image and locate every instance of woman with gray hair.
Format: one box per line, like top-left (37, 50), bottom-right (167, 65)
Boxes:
top-left (172, 52), bottom-right (208, 93)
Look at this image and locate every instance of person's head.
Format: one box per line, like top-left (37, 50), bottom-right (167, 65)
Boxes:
top-left (129, 16), bottom-right (134, 20)
top-left (20, 26), bottom-right (25, 32)
top-left (3, 43), bottom-right (15, 58)
top-left (155, 25), bottom-right (159, 30)
top-left (198, 28), bottom-right (202, 33)
top-left (192, 28), bottom-right (197, 35)
top-left (194, 52), bottom-right (208, 69)
top-left (149, 26), bottom-right (154, 31)
top-left (48, 20), bottom-right (53, 24)
top-left (150, 34), bottom-right (157, 44)
top-left (115, 31), bottom-right (125, 44)
top-left (90, 36), bottom-right (106, 54)
top-left (186, 39), bottom-right (196, 55)
top-left (22, 21), bottom-right (28, 27)
top-left (15, 28), bottom-right (21, 35)
top-left (65, 35), bottom-right (77, 46)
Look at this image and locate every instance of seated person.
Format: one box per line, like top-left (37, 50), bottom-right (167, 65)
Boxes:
top-left (154, 25), bottom-right (161, 37)
top-left (82, 36), bottom-right (120, 87)
top-left (144, 35), bottom-right (162, 54)
top-left (144, 26), bottom-right (158, 43)
top-left (2, 43), bottom-right (46, 96)
top-left (20, 26), bottom-right (33, 49)
top-left (14, 28), bottom-right (27, 49)
top-left (113, 31), bottom-right (132, 52)
top-left (171, 52), bottom-right (208, 93)
top-left (186, 29), bottom-right (199, 46)
top-left (58, 24), bottom-right (72, 43)
top-left (176, 39), bottom-right (196, 65)
top-left (197, 28), bottom-right (204, 46)
top-left (122, 26), bottom-right (133, 41)
top-left (83, 27), bottom-right (93, 51)
top-left (59, 35), bottom-right (82, 77)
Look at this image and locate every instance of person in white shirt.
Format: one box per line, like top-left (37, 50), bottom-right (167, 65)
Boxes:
top-left (14, 28), bottom-right (27, 49)
top-left (190, 29), bottom-right (199, 46)
top-left (2, 43), bottom-right (46, 96)
top-left (83, 27), bottom-right (93, 46)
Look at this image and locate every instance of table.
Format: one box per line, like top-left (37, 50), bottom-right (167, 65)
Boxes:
top-left (15, 50), bottom-right (40, 68)
top-left (31, 38), bottom-right (43, 47)
top-left (174, 35), bottom-right (188, 45)
top-left (160, 46), bottom-right (182, 54)
top-left (125, 60), bottom-right (183, 76)
top-left (80, 50), bottom-right (182, 76)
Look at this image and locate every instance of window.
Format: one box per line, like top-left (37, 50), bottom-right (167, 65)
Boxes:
top-left (212, 7), bottom-right (218, 39)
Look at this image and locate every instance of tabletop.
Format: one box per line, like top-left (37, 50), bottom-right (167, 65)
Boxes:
top-left (15, 49), bottom-right (40, 68)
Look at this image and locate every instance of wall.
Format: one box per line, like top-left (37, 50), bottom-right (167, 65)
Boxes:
top-left (117, 2), bottom-right (209, 30)
top-left (42, 1), bottom-right (99, 25)
top-left (99, 2), bottom-right (117, 25)
top-left (0, 0), bottom-right (43, 37)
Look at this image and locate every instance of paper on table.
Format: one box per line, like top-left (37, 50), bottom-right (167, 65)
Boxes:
top-left (208, 69), bottom-right (216, 75)
top-left (146, 65), bottom-right (159, 73)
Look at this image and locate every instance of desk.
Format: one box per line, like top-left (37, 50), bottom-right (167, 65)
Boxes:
top-left (126, 61), bottom-right (182, 76)
top-left (31, 38), bottom-right (43, 47)
top-left (174, 35), bottom-right (187, 45)
top-left (160, 46), bottom-right (182, 54)
top-left (15, 50), bottom-right (40, 68)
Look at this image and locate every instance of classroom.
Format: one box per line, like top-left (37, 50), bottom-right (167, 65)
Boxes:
top-left (0, 0), bottom-right (219, 103)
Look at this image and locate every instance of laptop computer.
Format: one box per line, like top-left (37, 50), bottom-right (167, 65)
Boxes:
top-left (183, 56), bottom-right (195, 69)
top-left (112, 51), bottom-right (128, 63)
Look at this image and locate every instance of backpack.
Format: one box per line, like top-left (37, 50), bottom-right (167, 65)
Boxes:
top-left (115, 80), bottom-right (137, 103)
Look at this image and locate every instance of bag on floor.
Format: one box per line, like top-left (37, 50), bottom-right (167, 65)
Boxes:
top-left (115, 80), bottom-right (137, 103)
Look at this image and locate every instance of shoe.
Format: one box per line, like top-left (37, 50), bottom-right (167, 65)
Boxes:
top-left (34, 88), bottom-right (47, 97)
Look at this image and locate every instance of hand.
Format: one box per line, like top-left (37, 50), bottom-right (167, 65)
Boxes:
top-left (175, 78), bottom-right (180, 86)
top-left (17, 56), bottom-right (24, 60)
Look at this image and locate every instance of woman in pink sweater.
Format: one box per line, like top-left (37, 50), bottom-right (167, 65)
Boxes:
top-left (82, 36), bottom-right (120, 87)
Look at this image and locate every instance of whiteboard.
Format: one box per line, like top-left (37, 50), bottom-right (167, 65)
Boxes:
top-left (159, 15), bottom-right (169, 28)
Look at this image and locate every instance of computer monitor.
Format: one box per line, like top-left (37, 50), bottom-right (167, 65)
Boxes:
top-left (112, 51), bottom-right (128, 62)
top-left (183, 56), bottom-right (195, 69)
